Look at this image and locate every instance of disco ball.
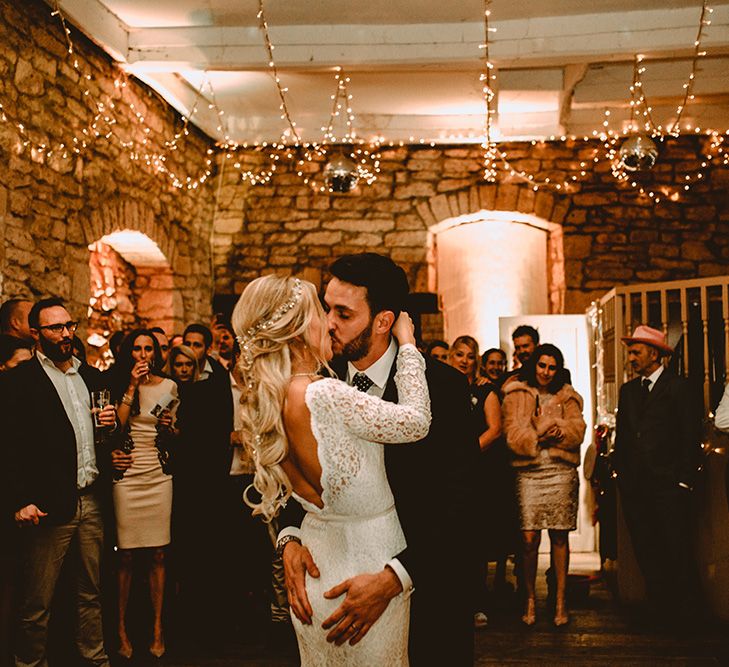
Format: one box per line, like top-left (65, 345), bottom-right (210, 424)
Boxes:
top-left (619, 133), bottom-right (659, 172)
top-left (323, 154), bottom-right (359, 193)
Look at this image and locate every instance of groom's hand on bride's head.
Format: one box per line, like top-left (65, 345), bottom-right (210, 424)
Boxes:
top-left (283, 541), bottom-right (319, 625)
top-left (322, 568), bottom-right (403, 646)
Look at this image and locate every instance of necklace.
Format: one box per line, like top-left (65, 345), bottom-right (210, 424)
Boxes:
top-left (291, 372), bottom-right (318, 378)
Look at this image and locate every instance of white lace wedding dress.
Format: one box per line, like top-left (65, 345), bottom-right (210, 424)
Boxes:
top-left (291, 343), bottom-right (431, 666)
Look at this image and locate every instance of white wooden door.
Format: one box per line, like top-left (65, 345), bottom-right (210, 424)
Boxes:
top-left (499, 314), bottom-right (596, 553)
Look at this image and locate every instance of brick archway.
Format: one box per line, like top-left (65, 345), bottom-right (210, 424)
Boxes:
top-left (416, 183), bottom-right (572, 314)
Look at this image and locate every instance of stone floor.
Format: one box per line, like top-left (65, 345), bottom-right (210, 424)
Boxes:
top-left (107, 553), bottom-right (728, 667)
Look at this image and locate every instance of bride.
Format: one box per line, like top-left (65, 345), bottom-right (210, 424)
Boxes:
top-left (231, 274), bottom-right (430, 666)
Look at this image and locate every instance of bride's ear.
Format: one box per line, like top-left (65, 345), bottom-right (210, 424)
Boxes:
top-left (374, 311), bottom-right (395, 335)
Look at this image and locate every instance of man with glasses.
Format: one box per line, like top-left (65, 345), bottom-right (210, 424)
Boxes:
top-left (2, 297), bottom-right (116, 667)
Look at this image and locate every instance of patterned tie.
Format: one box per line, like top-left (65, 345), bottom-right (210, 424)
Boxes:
top-left (352, 372), bottom-right (374, 393)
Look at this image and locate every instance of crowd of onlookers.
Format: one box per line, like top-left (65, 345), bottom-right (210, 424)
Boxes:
top-left (0, 297), bottom-right (280, 667)
top-left (0, 293), bottom-right (707, 666)
top-left (424, 326), bottom-right (586, 628)
top-left (0, 292), bottom-right (585, 665)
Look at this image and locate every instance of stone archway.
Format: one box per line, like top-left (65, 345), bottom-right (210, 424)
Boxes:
top-left (76, 198), bottom-right (207, 366)
top-left (414, 182), bottom-right (569, 313)
top-left (413, 182), bottom-right (570, 346)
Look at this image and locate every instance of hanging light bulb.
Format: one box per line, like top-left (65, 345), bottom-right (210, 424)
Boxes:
top-left (323, 154), bottom-right (359, 192)
top-left (618, 133), bottom-right (659, 171)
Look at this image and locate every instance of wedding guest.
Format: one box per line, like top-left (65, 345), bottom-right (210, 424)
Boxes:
top-left (0, 298), bottom-right (33, 344)
top-left (0, 334), bottom-right (33, 371)
top-left (5, 298), bottom-right (116, 667)
top-left (212, 319), bottom-right (236, 370)
top-left (174, 325), bottom-right (233, 641)
top-left (613, 326), bottom-right (702, 624)
top-left (481, 348), bottom-right (507, 385)
top-left (426, 339), bottom-right (449, 363)
top-left (166, 344), bottom-right (200, 385)
top-left (150, 327), bottom-right (171, 365)
top-left (502, 325), bottom-right (540, 387)
top-left (0, 335), bottom-right (33, 666)
top-left (448, 336), bottom-right (508, 628)
top-left (502, 344), bottom-right (586, 627)
top-left (183, 323), bottom-right (227, 383)
top-left (169, 333), bottom-right (184, 349)
top-left (109, 330), bottom-right (178, 659)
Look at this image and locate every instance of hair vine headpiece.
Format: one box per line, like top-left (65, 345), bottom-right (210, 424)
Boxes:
top-left (236, 278), bottom-right (304, 373)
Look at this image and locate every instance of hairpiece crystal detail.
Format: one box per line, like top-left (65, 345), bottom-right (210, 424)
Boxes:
top-left (236, 278), bottom-right (304, 371)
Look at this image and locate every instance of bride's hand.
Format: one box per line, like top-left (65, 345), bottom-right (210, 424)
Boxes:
top-left (392, 312), bottom-right (416, 346)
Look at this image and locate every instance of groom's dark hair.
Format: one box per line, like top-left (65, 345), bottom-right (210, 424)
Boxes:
top-left (329, 253), bottom-right (409, 319)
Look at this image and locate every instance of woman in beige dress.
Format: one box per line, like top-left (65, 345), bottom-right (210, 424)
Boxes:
top-left (502, 343), bottom-right (586, 627)
top-left (110, 329), bottom-right (177, 659)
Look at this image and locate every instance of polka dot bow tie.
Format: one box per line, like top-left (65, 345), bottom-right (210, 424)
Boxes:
top-left (352, 372), bottom-right (374, 393)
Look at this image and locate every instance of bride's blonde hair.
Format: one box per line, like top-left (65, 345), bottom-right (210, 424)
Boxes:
top-left (231, 274), bottom-right (330, 522)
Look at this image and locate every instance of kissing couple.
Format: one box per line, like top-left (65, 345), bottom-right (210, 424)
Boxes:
top-left (232, 253), bottom-right (478, 666)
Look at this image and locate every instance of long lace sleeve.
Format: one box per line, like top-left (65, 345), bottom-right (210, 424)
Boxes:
top-left (307, 344), bottom-right (431, 444)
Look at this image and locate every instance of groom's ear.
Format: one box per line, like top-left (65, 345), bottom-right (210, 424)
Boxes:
top-left (373, 310), bottom-right (395, 335)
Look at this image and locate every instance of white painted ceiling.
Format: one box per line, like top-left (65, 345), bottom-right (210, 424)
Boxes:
top-left (56, 0), bottom-right (729, 144)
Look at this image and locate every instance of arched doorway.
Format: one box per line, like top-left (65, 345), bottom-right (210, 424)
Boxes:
top-left (430, 210), bottom-right (565, 349)
top-left (87, 230), bottom-right (176, 368)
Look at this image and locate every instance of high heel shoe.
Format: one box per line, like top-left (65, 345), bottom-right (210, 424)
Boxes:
top-left (521, 597), bottom-right (536, 626)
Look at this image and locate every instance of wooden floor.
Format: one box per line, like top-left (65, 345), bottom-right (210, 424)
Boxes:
top-left (109, 554), bottom-right (729, 667)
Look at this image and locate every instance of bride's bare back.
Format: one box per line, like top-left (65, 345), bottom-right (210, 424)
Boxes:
top-left (282, 376), bottom-right (325, 509)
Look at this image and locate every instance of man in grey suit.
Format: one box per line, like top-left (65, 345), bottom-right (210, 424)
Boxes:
top-left (612, 325), bottom-right (702, 623)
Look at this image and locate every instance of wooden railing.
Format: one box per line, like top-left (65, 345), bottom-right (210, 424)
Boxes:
top-left (590, 274), bottom-right (729, 621)
top-left (594, 275), bottom-right (729, 420)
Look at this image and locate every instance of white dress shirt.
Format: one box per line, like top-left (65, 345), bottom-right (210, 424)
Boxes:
top-left (199, 358), bottom-right (214, 381)
top-left (715, 382), bottom-right (729, 432)
top-left (37, 351), bottom-right (98, 489)
top-left (641, 365), bottom-right (664, 392)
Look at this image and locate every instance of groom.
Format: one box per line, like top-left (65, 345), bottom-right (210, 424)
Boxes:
top-left (279, 253), bottom-right (478, 665)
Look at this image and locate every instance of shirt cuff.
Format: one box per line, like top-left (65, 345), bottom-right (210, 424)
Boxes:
top-left (385, 558), bottom-right (413, 598)
top-left (277, 525), bottom-right (301, 546)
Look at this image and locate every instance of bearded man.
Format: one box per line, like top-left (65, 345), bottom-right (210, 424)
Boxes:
top-left (2, 298), bottom-right (116, 667)
top-left (277, 253), bottom-right (479, 666)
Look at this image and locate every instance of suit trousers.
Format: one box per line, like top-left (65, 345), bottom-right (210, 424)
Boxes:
top-left (619, 481), bottom-right (700, 616)
top-left (14, 494), bottom-right (109, 667)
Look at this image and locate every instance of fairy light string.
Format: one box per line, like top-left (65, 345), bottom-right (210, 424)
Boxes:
top-left (668, 0), bottom-right (713, 136)
top-left (0, 0), bottom-right (725, 197)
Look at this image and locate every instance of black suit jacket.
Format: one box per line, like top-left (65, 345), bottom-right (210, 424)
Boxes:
top-left (2, 356), bottom-right (109, 525)
top-left (613, 368), bottom-right (702, 491)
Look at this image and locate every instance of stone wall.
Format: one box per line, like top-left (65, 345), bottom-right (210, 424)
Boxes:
top-left (0, 0), bottom-right (216, 335)
top-left (213, 139), bottom-right (729, 323)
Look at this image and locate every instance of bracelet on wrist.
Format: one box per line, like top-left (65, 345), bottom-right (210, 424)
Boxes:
top-left (276, 534), bottom-right (301, 558)
top-left (121, 394), bottom-right (134, 406)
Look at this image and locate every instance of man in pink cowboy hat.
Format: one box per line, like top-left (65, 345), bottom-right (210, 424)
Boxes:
top-left (612, 325), bottom-right (703, 625)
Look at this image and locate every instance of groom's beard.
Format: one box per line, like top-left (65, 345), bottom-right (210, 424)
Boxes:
top-left (332, 321), bottom-right (372, 363)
